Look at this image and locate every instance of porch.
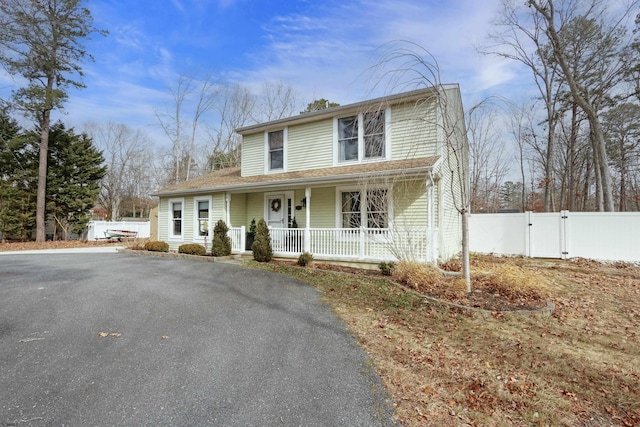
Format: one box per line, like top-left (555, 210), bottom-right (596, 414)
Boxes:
top-left (227, 226), bottom-right (438, 263)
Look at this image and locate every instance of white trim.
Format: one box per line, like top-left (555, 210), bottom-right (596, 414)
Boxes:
top-left (333, 107), bottom-right (391, 166)
top-left (264, 127), bottom-right (287, 173)
top-left (264, 190), bottom-right (295, 228)
top-left (192, 196), bottom-right (212, 244)
top-left (168, 197), bottom-right (185, 242)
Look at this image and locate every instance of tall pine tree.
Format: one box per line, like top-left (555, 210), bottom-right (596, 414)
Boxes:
top-left (0, 109), bottom-right (37, 241)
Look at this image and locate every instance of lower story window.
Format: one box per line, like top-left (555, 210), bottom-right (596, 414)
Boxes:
top-left (340, 189), bottom-right (388, 229)
top-left (197, 200), bottom-right (209, 236)
top-left (172, 201), bottom-right (182, 236)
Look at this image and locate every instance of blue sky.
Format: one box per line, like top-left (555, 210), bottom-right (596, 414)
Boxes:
top-left (2, 0), bottom-right (525, 149)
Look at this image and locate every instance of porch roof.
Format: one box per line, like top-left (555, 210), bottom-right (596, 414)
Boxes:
top-left (154, 156), bottom-right (440, 196)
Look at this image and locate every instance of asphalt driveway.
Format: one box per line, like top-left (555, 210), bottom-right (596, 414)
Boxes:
top-left (0, 252), bottom-right (396, 426)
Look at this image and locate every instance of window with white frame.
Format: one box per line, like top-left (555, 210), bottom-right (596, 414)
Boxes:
top-left (337, 110), bottom-right (387, 163)
top-left (169, 200), bottom-right (183, 239)
top-left (339, 188), bottom-right (389, 230)
top-left (268, 130), bottom-right (284, 170)
top-left (196, 199), bottom-right (209, 237)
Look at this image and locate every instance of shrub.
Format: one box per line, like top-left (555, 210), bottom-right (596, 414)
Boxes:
top-left (144, 241), bottom-right (169, 252)
top-left (393, 261), bottom-right (441, 288)
top-left (247, 218), bottom-right (257, 238)
top-left (211, 220), bottom-right (232, 257)
top-left (178, 243), bottom-right (206, 256)
top-left (378, 261), bottom-right (396, 276)
top-left (479, 264), bottom-right (551, 299)
top-left (251, 218), bottom-right (273, 262)
top-left (439, 258), bottom-right (461, 272)
top-left (297, 252), bottom-right (313, 267)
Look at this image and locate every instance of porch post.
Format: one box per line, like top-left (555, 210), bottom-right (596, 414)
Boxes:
top-left (304, 187), bottom-right (311, 253)
top-left (225, 193), bottom-right (231, 226)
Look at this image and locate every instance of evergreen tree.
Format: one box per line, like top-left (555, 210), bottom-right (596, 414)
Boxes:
top-left (44, 123), bottom-right (106, 239)
top-left (251, 218), bottom-right (273, 262)
top-left (0, 110), bottom-right (37, 241)
top-left (211, 219), bottom-right (232, 256)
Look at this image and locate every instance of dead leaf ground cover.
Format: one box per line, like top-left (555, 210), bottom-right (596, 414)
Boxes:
top-left (0, 239), bottom-right (143, 252)
top-left (250, 255), bottom-right (640, 426)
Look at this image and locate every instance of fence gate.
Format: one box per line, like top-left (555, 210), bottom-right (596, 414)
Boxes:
top-left (527, 211), bottom-right (568, 259)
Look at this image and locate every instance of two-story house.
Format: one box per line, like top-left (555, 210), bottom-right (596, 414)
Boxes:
top-left (154, 84), bottom-right (468, 264)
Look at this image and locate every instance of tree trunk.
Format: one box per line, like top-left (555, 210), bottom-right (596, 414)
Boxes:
top-left (461, 209), bottom-right (471, 293)
top-left (544, 110), bottom-right (555, 212)
top-left (530, 0), bottom-right (615, 211)
top-left (35, 108), bottom-right (51, 242)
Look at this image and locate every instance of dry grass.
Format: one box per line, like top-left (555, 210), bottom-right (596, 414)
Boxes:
top-left (251, 256), bottom-right (640, 426)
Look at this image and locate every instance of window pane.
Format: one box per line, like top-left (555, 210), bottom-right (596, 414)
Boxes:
top-left (364, 111), bottom-right (384, 159)
top-left (198, 201), bottom-right (208, 218)
top-left (269, 130), bottom-right (283, 149)
top-left (341, 192), bottom-right (361, 228)
top-left (174, 220), bottom-right (182, 235)
top-left (340, 139), bottom-right (358, 161)
top-left (366, 189), bottom-right (388, 229)
top-left (338, 116), bottom-right (358, 139)
top-left (270, 150), bottom-right (283, 169)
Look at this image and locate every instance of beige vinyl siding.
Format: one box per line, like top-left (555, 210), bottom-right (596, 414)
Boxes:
top-left (158, 197), bottom-right (168, 242)
top-left (309, 187), bottom-right (335, 228)
top-left (393, 179), bottom-right (428, 229)
top-left (246, 193), bottom-right (265, 224)
top-left (210, 193), bottom-right (225, 224)
top-left (287, 120), bottom-right (333, 171)
top-left (435, 87), bottom-right (467, 261)
top-left (390, 101), bottom-right (438, 160)
top-left (241, 133), bottom-right (264, 177)
top-left (229, 193), bottom-right (246, 227)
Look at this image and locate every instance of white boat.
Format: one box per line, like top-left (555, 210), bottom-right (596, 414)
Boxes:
top-left (104, 229), bottom-right (138, 239)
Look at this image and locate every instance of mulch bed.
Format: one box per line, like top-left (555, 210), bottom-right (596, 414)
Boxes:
top-left (270, 260), bottom-right (549, 312)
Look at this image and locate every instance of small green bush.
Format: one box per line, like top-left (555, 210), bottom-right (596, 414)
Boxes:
top-left (297, 252), bottom-right (314, 267)
top-left (251, 218), bottom-right (273, 262)
top-left (144, 241), bottom-right (169, 252)
top-left (178, 243), bottom-right (206, 256)
top-left (211, 220), bottom-right (232, 257)
top-left (378, 261), bottom-right (396, 276)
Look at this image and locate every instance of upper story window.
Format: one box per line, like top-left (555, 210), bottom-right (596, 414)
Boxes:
top-left (338, 117), bottom-right (358, 162)
top-left (336, 109), bottom-right (388, 164)
top-left (268, 130), bottom-right (284, 171)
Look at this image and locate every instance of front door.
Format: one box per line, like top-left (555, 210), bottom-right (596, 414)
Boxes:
top-left (267, 195), bottom-right (285, 229)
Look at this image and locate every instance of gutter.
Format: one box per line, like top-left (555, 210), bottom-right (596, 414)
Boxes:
top-left (153, 166), bottom-right (435, 197)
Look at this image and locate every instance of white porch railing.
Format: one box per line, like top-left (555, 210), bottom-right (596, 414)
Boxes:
top-left (230, 226), bottom-right (437, 263)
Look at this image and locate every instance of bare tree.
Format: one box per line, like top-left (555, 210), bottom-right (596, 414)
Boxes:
top-left (253, 81), bottom-right (301, 122)
top-left (467, 100), bottom-right (511, 213)
top-left (85, 122), bottom-right (154, 220)
top-left (155, 73), bottom-right (218, 183)
top-left (526, 0), bottom-right (638, 211)
top-left (484, 0), bottom-right (563, 211)
top-left (368, 41), bottom-right (472, 290)
top-left (206, 84), bottom-right (256, 171)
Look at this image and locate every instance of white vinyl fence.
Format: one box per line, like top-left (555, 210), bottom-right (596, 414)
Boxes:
top-left (469, 211), bottom-right (640, 262)
top-left (86, 221), bottom-right (150, 240)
